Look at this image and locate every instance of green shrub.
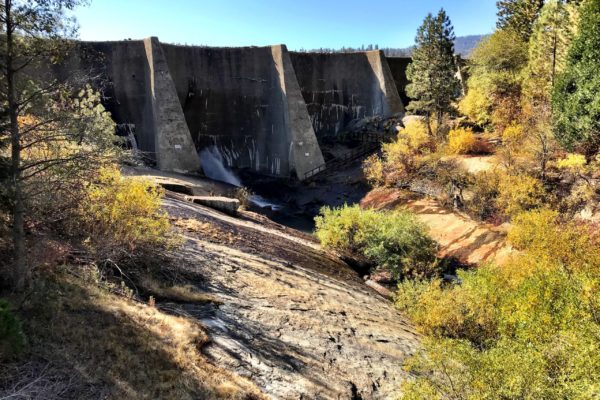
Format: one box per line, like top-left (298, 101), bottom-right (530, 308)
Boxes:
top-left (0, 300), bottom-right (25, 359)
top-left (315, 205), bottom-right (438, 279)
top-left (398, 212), bottom-right (600, 399)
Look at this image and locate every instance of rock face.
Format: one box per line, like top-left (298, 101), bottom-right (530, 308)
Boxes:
top-left (165, 198), bottom-right (420, 399)
top-left (361, 188), bottom-right (515, 266)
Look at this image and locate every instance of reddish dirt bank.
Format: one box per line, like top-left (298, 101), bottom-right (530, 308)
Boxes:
top-left (361, 188), bottom-right (515, 266)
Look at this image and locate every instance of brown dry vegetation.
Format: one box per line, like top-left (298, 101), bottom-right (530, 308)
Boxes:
top-left (139, 274), bottom-right (220, 304)
top-left (0, 268), bottom-right (265, 400)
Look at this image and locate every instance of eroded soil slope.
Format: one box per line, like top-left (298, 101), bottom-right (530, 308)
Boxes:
top-left (362, 188), bottom-right (515, 265)
top-left (163, 197), bottom-right (419, 400)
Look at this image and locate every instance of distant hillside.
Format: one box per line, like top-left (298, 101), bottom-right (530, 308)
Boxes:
top-left (454, 34), bottom-right (489, 57)
top-left (296, 34), bottom-right (490, 58)
top-left (384, 34), bottom-right (490, 58)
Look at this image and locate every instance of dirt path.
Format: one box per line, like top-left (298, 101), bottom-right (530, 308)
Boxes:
top-left (361, 188), bottom-right (515, 266)
top-left (163, 198), bottom-right (419, 400)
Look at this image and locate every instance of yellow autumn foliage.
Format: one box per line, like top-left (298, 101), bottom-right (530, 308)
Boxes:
top-left (79, 167), bottom-right (170, 252)
top-left (557, 153), bottom-right (587, 172)
top-left (496, 173), bottom-right (545, 217)
top-left (446, 128), bottom-right (478, 155)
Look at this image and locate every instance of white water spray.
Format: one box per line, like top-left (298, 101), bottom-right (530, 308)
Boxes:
top-left (199, 146), bottom-right (242, 187)
top-left (199, 145), bottom-right (283, 211)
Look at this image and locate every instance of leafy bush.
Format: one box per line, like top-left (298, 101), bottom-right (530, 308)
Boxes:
top-left (397, 119), bottom-right (432, 150)
top-left (496, 173), bottom-right (546, 217)
top-left (464, 170), bottom-right (501, 221)
top-left (446, 128), bottom-right (478, 155)
top-left (557, 153), bottom-right (587, 172)
top-left (397, 268), bottom-right (502, 347)
top-left (364, 119), bottom-right (435, 187)
top-left (315, 205), bottom-right (438, 279)
top-left (77, 167), bottom-right (170, 257)
top-left (508, 208), bottom-right (600, 273)
top-left (498, 122), bottom-right (527, 168)
top-left (398, 211), bottom-right (600, 399)
top-left (363, 154), bottom-right (385, 186)
top-left (0, 300), bottom-right (25, 360)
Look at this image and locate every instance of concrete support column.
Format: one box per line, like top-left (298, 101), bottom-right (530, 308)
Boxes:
top-left (144, 37), bottom-right (201, 174)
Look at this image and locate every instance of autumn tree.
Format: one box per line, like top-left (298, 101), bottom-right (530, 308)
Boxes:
top-left (0, 0), bottom-right (120, 290)
top-left (406, 9), bottom-right (460, 137)
top-left (459, 29), bottom-right (528, 132)
top-left (497, 0), bottom-right (545, 41)
top-left (522, 0), bottom-right (579, 178)
top-left (553, 0), bottom-right (600, 157)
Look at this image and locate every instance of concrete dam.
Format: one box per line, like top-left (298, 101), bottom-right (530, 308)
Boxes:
top-left (66, 37), bottom-right (407, 180)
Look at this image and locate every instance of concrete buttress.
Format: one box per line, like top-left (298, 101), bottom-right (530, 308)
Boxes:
top-left (143, 37), bottom-right (201, 173)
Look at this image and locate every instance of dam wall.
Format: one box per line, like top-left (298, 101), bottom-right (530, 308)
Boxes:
top-left (53, 39), bottom-right (412, 180)
top-left (160, 43), bottom-right (324, 178)
top-left (385, 57), bottom-right (412, 106)
top-left (289, 51), bottom-right (404, 139)
top-left (61, 38), bottom-right (201, 173)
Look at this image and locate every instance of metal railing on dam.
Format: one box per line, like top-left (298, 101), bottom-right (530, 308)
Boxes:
top-left (303, 131), bottom-right (395, 181)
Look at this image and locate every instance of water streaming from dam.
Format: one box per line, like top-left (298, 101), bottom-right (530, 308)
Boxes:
top-left (200, 146), bottom-right (283, 212)
top-left (199, 146), bottom-right (242, 187)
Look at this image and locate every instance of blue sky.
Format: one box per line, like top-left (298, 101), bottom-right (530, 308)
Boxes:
top-left (73, 0), bottom-right (497, 50)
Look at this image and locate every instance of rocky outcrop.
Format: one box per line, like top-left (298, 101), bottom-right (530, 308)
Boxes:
top-left (361, 188), bottom-right (515, 266)
top-left (165, 197), bottom-right (420, 399)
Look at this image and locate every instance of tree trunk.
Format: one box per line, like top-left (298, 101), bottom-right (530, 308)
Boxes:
top-left (426, 113), bottom-right (433, 137)
top-left (5, 0), bottom-right (27, 291)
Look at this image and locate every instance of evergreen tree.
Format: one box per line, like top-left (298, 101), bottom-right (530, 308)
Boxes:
top-left (553, 0), bottom-right (600, 156)
top-left (497, 0), bottom-right (545, 41)
top-left (0, 0), bottom-right (120, 290)
top-left (524, 0), bottom-right (579, 105)
top-left (522, 0), bottom-right (580, 179)
top-left (406, 9), bottom-right (460, 136)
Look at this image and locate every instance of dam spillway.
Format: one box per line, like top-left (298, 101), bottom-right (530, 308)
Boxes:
top-left (61, 37), bottom-right (409, 180)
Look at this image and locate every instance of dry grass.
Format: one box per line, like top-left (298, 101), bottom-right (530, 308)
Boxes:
top-left (1, 271), bottom-right (265, 400)
top-left (139, 275), bottom-right (220, 304)
top-left (174, 218), bottom-right (237, 244)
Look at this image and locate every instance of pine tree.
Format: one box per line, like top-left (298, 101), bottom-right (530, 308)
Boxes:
top-left (553, 0), bottom-right (600, 156)
top-left (406, 9), bottom-right (460, 136)
top-left (497, 0), bottom-right (545, 41)
top-left (0, 0), bottom-right (119, 290)
top-left (522, 0), bottom-right (580, 179)
top-left (524, 0), bottom-right (579, 104)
